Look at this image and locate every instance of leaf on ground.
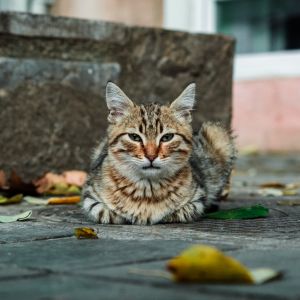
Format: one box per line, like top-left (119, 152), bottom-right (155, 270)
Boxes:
top-left (74, 227), bottom-right (98, 239)
top-left (0, 170), bottom-right (7, 188)
top-left (63, 171), bottom-right (87, 187)
top-left (24, 196), bottom-right (48, 205)
top-left (204, 205), bottom-right (269, 220)
top-left (5, 171), bottom-right (37, 196)
top-left (47, 196), bottom-right (81, 205)
top-left (277, 200), bottom-right (300, 206)
top-left (0, 194), bottom-right (23, 205)
top-left (45, 183), bottom-right (81, 195)
top-left (259, 187), bottom-right (298, 197)
top-left (0, 210), bottom-right (32, 223)
top-left (167, 245), bottom-right (281, 284)
top-left (282, 188), bottom-right (298, 196)
top-left (258, 188), bottom-right (284, 197)
top-left (259, 182), bottom-right (286, 189)
top-left (34, 171), bottom-right (86, 194)
top-left (24, 195), bottom-right (80, 205)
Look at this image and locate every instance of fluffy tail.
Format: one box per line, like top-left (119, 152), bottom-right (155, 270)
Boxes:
top-left (191, 122), bottom-right (236, 209)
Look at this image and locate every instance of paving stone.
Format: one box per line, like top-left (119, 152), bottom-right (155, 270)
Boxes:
top-left (1, 156), bottom-right (300, 299)
top-left (0, 274), bottom-right (251, 300)
top-left (77, 249), bottom-right (300, 299)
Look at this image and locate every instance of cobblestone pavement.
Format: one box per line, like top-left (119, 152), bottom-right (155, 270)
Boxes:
top-left (1, 154), bottom-right (300, 300)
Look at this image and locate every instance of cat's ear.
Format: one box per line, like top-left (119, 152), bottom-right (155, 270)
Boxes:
top-left (106, 82), bottom-right (134, 123)
top-left (170, 83), bottom-right (196, 123)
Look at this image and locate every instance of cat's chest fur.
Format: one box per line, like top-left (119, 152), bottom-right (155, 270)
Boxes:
top-left (99, 159), bottom-right (198, 224)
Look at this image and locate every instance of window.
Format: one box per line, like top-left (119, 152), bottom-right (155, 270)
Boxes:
top-left (216, 0), bottom-right (300, 54)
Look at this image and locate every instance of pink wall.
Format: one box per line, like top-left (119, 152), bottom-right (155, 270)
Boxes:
top-left (233, 77), bottom-right (300, 152)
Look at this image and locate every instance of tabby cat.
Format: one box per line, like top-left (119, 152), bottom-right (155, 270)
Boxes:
top-left (82, 82), bottom-right (236, 225)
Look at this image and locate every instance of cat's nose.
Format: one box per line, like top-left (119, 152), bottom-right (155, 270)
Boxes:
top-left (146, 154), bottom-right (157, 162)
top-left (145, 143), bottom-right (158, 162)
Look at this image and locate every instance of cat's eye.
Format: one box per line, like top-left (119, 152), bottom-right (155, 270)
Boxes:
top-left (128, 133), bottom-right (142, 142)
top-left (160, 133), bottom-right (174, 142)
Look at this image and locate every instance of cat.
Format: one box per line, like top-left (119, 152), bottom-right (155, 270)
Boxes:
top-left (82, 82), bottom-right (236, 225)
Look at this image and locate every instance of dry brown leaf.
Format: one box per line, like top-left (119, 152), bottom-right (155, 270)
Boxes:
top-left (7, 171), bottom-right (37, 196)
top-left (259, 182), bottom-right (286, 189)
top-left (0, 170), bottom-right (7, 189)
top-left (74, 227), bottom-right (98, 239)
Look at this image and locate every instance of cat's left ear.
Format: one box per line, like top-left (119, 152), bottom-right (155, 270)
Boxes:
top-left (106, 82), bottom-right (134, 124)
top-left (170, 83), bottom-right (196, 123)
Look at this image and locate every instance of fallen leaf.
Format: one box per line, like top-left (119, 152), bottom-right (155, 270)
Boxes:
top-left (63, 171), bottom-right (87, 187)
top-left (45, 183), bottom-right (81, 195)
top-left (5, 171), bottom-right (37, 196)
top-left (0, 194), bottom-right (23, 205)
top-left (286, 183), bottom-right (300, 189)
top-left (239, 145), bottom-right (259, 156)
top-left (74, 227), bottom-right (98, 239)
top-left (204, 205), bottom-right (269, 220)
top-left (24, 196), bottom-right (48, 205)
top-left (259, 182), bottom-right (286, 189)
top-left (167, 245), bottom-right (280, 284)
top-left (34, 173), bottom-right (66, 194)
top-left (258, 188), bottom-right (283, 197)
top-left (277, 200), bottom-right (300, 206)
top-left (34, 171), bottom-right (86, 194)
top-left (0, 170), bottom-right (7, 188)
top-left (282, 188), bottom-right (298, 196)
top-left (24, 195), bottom-right (81, 205)
top-left (47, 196), bottom-right (81, 205)
top-left (0, 210), bottom-right (32, 223)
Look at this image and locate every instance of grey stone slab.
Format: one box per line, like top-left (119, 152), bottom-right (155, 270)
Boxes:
top-left (0, 264), bottom-right (44, 280)
top-left (0, 274), bottom-right (252, 300)
top-left (0, 221), bottom-right (74, 244)
top-left (0, 12), bottom-right (234, 179)
top-left (0, 57), bottom-right (119, 180)
top-left (0, 238), bottom-right (194, 271)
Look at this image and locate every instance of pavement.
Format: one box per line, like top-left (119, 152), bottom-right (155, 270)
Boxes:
top-left (1, 154), bottom-right (300, 300)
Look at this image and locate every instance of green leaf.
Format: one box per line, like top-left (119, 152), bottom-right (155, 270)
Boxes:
top-left (0, 194), bottom-right (23, 205)
top-left (0, 210), bottom-right (32, 223)
top-left (204, 205), bottom-right (269, 220)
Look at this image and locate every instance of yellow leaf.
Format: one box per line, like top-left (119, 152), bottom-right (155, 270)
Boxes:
top-left (74, 227), bottom-right (98, 239)
top-left (0, 194), bottom-right (23, 205)
top-left (166, 245), bottom-right (281, 284)
top-left (282, 188), bottom-right (298, 196)
top-left (167, 245), bottom-right (254, 284)
top-left (47, 196), bottom-right (81, 205)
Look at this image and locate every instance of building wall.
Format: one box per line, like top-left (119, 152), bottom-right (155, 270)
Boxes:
top-left (52, 0), bottom-right (163, 27)
top-left (233, 77), bottom-right (300, 152)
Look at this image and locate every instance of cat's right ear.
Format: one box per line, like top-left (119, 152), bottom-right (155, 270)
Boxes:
top-left (106, 82), bottom-right (134, 123)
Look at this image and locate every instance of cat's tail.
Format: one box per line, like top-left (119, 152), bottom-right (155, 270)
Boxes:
top-left (191, 122), bottom-right (237, 208)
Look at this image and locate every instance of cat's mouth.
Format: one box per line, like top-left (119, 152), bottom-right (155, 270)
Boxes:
top-left (142, 166), bottom-right (161, 170)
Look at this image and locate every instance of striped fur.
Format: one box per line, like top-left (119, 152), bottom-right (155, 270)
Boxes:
top-left (82, 83), bottom-right (236, 225)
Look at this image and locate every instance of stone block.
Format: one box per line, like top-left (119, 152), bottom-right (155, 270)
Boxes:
top-left (0, 12), bottom-right (234, 179)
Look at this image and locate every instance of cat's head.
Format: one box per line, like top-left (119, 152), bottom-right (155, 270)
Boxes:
top-left (105, 82), bottom-right (196, 181)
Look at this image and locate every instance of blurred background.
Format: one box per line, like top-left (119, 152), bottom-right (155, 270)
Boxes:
top-left (0, 0), bottom-right (299, 152)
